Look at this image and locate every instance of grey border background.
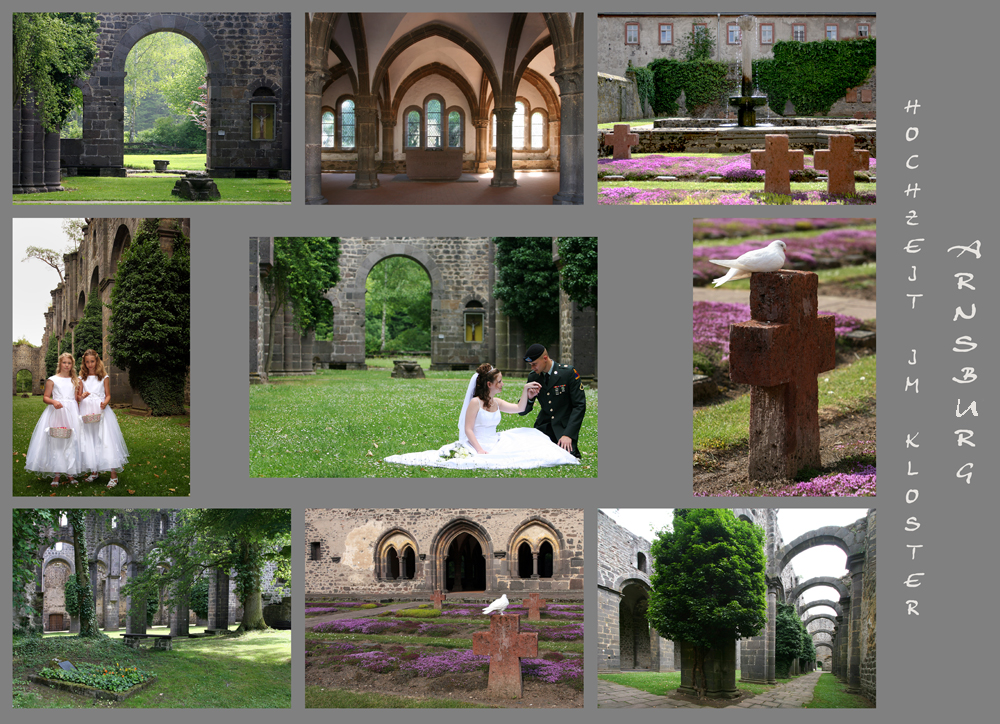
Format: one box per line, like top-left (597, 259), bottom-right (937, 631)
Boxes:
top-left (4, 0), bottom-right (998, 721)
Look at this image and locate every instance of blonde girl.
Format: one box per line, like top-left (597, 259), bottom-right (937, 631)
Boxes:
top-left (77, 349), bottom-right (129, 489)
top-left (24, 352), bottom-right (82, 486)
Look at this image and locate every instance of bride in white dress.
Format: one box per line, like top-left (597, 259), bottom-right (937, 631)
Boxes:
top-left (384, 363), bottom-right (580, 470)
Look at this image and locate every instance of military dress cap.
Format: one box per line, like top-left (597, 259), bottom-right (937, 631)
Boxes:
top-left (524, 344), bottom-right (547, 362)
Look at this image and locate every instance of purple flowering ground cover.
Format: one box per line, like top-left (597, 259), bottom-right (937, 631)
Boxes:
top-left (599, 186), bottom-right (876, 206)
top-left (598, 153), bottom-right (876, 181)
top-left (694, 218), bottom-right (875, 240)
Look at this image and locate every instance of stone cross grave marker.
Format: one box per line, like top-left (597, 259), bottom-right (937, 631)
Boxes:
top-left (522, 592), bottom-right (547, 621)
top-left (472, 614), bottom-right (538, 698)
top-left (728, 270), bottom-right (836, 480)
top-left (813, 134), bottom-right (870, 196)
top-left (605, 124), bottom-right (638, 160)
top-left (430, 589), bottom-right (446, 610)
top-left (750, 134), bottom-right (804, 195)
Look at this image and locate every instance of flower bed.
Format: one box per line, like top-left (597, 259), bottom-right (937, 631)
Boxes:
top-left (305, 602), bottom-right (377, 615)
top-left (36, 661), bottom-right (155, 694)
top-left (694, 218), bottom-right (874, 240)
top-left (694, 463), bottom-right (876, 497)
top-left (599, 186), bottom-right (876, 206)
top-left (693, 228), bottom-right (876, 284)
top-left (598, 154), bottom-right (876, 181)
top-left (694, 300), bottom-right (862, 360)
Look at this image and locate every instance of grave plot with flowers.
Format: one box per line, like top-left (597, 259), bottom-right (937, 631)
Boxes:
top-left (691, 218), bottom-right (876, 496)
top-left (305, 599), bottom-right (585, 708)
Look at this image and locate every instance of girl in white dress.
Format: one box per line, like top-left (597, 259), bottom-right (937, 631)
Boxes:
top-left (77, 350), bottom-right (129, 489)
top-left (24, 352), bottom-right (82, 486)
top-left (384, 363), bottom-right (580, 470)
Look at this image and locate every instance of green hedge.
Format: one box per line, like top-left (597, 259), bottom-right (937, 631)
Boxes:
top-left (646, 58), bottom-right (730, 117)
top-left (754, 37), bottom-right (876, 116)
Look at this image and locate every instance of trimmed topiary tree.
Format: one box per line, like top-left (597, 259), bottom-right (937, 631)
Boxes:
top-left (492, 237), bottom-right (560, 349)
top-left (73, 290), bottom-right (103, 368)
top-left (44, 334), bottom-right (59, 378)
top-left (775, 602), bottom-right (804, 677)
top-left (646, 509), bottom-right (767, 698)
top-left (108, 219), bottom-right (190, 415)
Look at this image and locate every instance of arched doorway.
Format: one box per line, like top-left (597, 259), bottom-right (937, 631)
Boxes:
top-left (364, 256), bottom-right (431, 359)
top-left (446, 534), bottom-right (485, 592)
top-left (619, 581), bottom-right (651, 670)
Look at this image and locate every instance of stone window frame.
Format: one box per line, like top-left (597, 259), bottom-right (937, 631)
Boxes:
top-left (463, 298), bottom-right (485, 343)
top-left (636, 551), bottom-right (647, 573)
top-left (529, 108), bottom-right (549, 152)
top-left (825, 24), bottom-right (839, 41)
top-left (658, 23), bottom-right (673, 45)
top-left (336, 94), bottom-right (357, 151)
top-left (310, 542), bottom-right (322, 561)
top-left (759, 23), bottom-right (775, 45)
top-left (792, 23), bottom-right (807, 42)
top-left (375, 528), bottom-right (420, 581)
top-left (403, 105), bottom-right (423, 148)
top-left (856, 23), bottom-right (870, 38)
top-left (423, 93), bottom-right (447, 149)
top-left (625, 22), bottom-right (639, 45)
top-left (250, 101), bottom-right (277, 142)
top-left (727, 22), bottom-right (741, 45)
top-left (321, 106), bottom-right (336, 148)
top-left (511, 535), bottom-right (558, 579)
top-left (445, 105), bottom-right (465, 150)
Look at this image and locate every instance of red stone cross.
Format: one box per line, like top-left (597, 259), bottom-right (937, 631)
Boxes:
top-left (750, 134), bottom-right (804, 195)
top-left (729, 271), bottom-right (836, 480)
top-left (430, 590), bottom-right (446, 610)
top-left (605, 124), bottom-right (639, 160)
top-left (472, 614), bottom-right (538, 698)
top-left (813, 134), bottom-right (870, 196)
top-left (522, 593), bottom-right (547, 621)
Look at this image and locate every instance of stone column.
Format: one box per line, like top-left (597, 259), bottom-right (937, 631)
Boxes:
top-left (304, 69), bottom-right (328, 204)
top-left (169, 582), bottom-right (190, 638)
top-left (837, 597), bottom-right (850, 681)
top-left (207, 568), bottom-right (230, 630)
top-left (380, 119), bottom-right (396, 173)
top-left (846, 554), bottom-right (865, 692)
top-left (300, 331), bottom-right (315, 374)
top-left (31, 99), bottom-right (45, 191)
top-left (350, 95), bottom-right (380, 189)
top-left (18, 96), bottom-right (37, 193)
top-left (125, 562), bottom-right (147, 635)
top-left (12, 101), bottom-right (21, 193)
top-left (44, 129), bottom-right (63, 191)
top-left (531, 552), bottom-right (539, 579)
top-left (473, 118), bottom-right (490, 172)
top-left (490, 106), bottom-right (517, 187)
top-left (282, 306), bottom-right (297, 376)
top-left (765, 581), bottom-right (778, 683)
top-left (552, 64), bottom-right (585, 205)
top-left (104, 573), bottom-right (121, 631)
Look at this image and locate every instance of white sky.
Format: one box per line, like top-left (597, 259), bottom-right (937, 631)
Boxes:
top-left (601, 508), bottom-right (870, 614)
top-left (12, 219), bottom-right (82, 346)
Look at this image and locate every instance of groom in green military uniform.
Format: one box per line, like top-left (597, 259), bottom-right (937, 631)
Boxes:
top-left (519, 344), bottom-right (586, 458)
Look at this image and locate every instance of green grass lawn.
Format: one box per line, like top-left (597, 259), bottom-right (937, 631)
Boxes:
top-left (12, 395), bottom-right (190, 497)
top-left (13, 629), bottom-right (291, 708)
top-left (694, 355), bottom-right (875, 453)
top-left (803, 672), bottom-right (873, 708)
top-left (250, 367), bottom-right (597, 478)
top-left (598, 118), bottom-right (659, 130)
top-left (705, 263), bottom-right (876, 293)
top-left (13, 176), bottom-right (290, 203)
top-left (123, 154), bottom-right (207, 171)
top-left (598, 670), bottom-right (778, 698)
top-left (306, 688), bottom-right (491, 708)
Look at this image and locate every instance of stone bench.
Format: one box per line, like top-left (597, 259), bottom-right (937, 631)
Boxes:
top-left (121, 633), bottom-right (174, 651)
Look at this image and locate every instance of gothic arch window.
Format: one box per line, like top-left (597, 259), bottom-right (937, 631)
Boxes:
top-left (402, 546), bottom-right (416, 579)
top-left (446, 107), bottom-right (464, 149)
top-left (637, 552), bottom-right (647, 573)
top-left (512, 101), bottom-right (527, 149)
top-left (538, 541), bottom-right (554, 578)
top-left (321, 107), bottom-right (336, 147)
top-left (337, 95), bottom-right (357, 150)
top-left (375, 529), bottom-right (419, 580)
top-left (517, 542), bottom-right (533, 578)
top-left (404, 106), bottom-right (422, 148)
top-left (424, 95), bottom-right (445, 149)
top-left (387, 547), bottom-right (400, 579)
top-left (530, 110), bottom-right (546, 150)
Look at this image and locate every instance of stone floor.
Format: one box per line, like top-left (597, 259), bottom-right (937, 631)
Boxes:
top-left (320, 170), bottom-right (561, 205)
top-left (598, 670), bottom-right (823, 709)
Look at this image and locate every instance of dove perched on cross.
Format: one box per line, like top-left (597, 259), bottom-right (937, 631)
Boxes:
top-left (709, 240), bottom-right (787, 287)
top-left (482, 594), bottom-right (509, 615)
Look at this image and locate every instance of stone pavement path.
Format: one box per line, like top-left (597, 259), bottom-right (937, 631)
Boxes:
top-left (598, 670), bottom-right (822, 709)
top-left (304, 601), bottom-right (423, 630)
top-left (694, 287), bottom-right (876, 321)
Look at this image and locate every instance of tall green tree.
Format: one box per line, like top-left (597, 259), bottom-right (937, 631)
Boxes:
top-left (558, 237), bottom-right (598, 310)
top-left (365, 257), bottom-right (431, 353)
top-left (44, 333), bottom-right (59, 378)
top-left (124, 509), bottom-right (291, 634)
top-left (13, 13), bottom-right (99, 130)
top-left (492, 237), bottom-right (560, 348)
top-left (646, 509), bottom-right (767, 697)
top-left (108, 219), bottom-right (190, 415)
top-left (775, 602), bottom-right (805, 676)
top-left (73, 291), bottom-right (103, 367)
top-left (12, 509), bottom-right (55, 634)
top-left (261, 237), bottom-right (341, 377)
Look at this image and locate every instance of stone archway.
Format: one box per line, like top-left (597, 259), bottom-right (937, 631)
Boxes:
top-left (619, 581), bottom-right (652, 670)
top-left (431, 518), bottom-right (494, 594)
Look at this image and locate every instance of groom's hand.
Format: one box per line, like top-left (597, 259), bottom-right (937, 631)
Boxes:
top-left (558, 436), bottom-right (573, 452)
top-left (526, 382), bottom-right (541, 399)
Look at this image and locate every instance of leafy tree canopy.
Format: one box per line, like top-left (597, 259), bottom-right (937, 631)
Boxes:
top-left (646, 508), bottom-right (767, 650)
top-left (492, 237), bottom-right (560, 348)
top-left (775, 602), bottom-right (806, 672)
top-left (13, 13), bottom-right (99, 130)
top-left (365, 257), bottom-right (431, 354)
top-left (73, 291), bottom-right (104, 367)
top-left (12, 509), bottom-right (55, 633)
top-left (558, 237), bottom-right (598, 310)
top-left (44, 334), bottom-right (59, 378)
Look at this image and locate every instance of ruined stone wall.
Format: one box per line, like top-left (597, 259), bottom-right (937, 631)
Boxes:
top-left (860, 508), bottom-right (877, 705)
top-left (77, 13), bottom-right (290, 177)
top-left (305, 509), bottom-right (584, 596)
top-left (12, 343), bottom-right (46, 395)
top-left (597, 73), bottom-right (643, 124)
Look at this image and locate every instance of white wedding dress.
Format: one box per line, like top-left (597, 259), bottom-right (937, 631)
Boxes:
top-left (384, 373), bottom-right (580, 470)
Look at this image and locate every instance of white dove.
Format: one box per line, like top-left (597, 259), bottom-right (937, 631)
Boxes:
top-left (482, 594), bottom-right (509, 615)
top-left (709, 240), bottom-right (787, 287)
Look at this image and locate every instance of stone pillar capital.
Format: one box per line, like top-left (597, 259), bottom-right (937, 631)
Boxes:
top-left (304, 68), bottom-right (329, 95)
top-left (551, 64), bottom-right (585, 96)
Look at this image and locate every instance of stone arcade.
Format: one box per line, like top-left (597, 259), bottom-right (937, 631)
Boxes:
top-left (249, 237), bottom-right (596, 382)
top-left (305, 509), bottom-right (584, 600)
top-left (597, 509), bottom-right (876, 705)
top-left (11, 218), bottom-right (190, 410)
top-left (23, 511), bottom-right (288, 636)
top-left (304, 13), bottom-right (585, 205)
top-left (13, 13), bottom-right (291, 193)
